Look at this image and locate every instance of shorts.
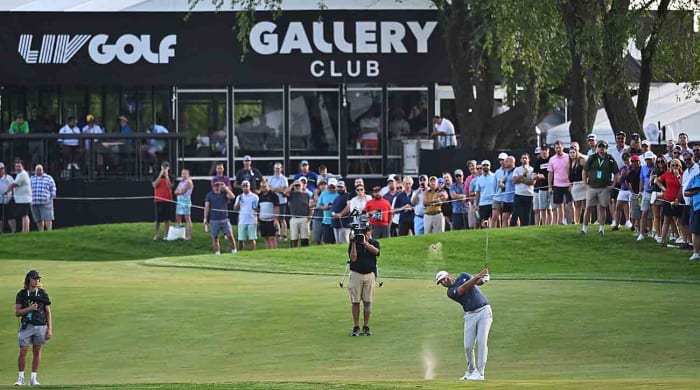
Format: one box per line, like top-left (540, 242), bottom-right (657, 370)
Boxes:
top-left (617, 190), bottom-right (632, 202)
top-left (478, 205), bottom-right (492, 221)
top-left (18, 324), bottom-right (47, 347)
top-left (585, 187), bottom-right (611, 208)
top-left (630, 197), bottom-right (641, 220)
top-left (260, 220), bottom-right (276, 237)
top-left (679, 205), bottom-right (691, 226)
top-left (571, 182), bottom-right (586, 202)
top-left (501, 202), bottom-right (513, 213)
top-left (322, 224), bottom-right (335, 243)
top-left (278, 203), bottom-right (288, 220)
top-left (662, 202), bottom-right (681, 218)
top-left (238, 223), bottom-right (258, 241)
top-left (492, 200), bottom-right (504, 211)
top-left (13, 202), bottom-right (30, 218)
top-left (691, 209), bottom-right (700, 235)
top-left (30, 203), bottom-right (54, 222)
top-left (552, 187), bottom-right (572, 205)
top-left (289, 217), bottom-right (309, 240)
top-left (210, 219), bottom-right (231, 238)
top-left (533, 191), bottom-right (552, 210)
top-left (348, 271), bottom-right (375, 303)
top-left (154, 201), bottom-right (173, 222)
top-left (640, 192), bottom-right (652, 212)
top-left (176, 194), bottom-right (192, 216)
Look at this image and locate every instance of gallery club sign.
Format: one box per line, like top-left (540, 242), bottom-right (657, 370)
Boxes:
top-left (249, 20), bottom-right (438, 78)
top-left (17, 34), bottom-right (177, 64)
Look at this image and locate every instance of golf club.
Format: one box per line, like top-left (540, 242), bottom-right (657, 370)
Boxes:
top-left (339, 261), bottom-right (350, 288)
top-left (483, 220), bottom-right (490, 283)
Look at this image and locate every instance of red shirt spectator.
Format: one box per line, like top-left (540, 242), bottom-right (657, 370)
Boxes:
top-left (365, 197), bottom-right (392, 227)
top-left (658, 170), bottom-right (682, 202)
top-left (154, 174), bottom-right (173, 202)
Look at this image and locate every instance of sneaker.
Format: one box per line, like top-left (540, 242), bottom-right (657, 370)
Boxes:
top-left (351, 326), bottom-right (361, 336)
top-left (656, 237), bottom-right (663, 245)
top-left (459, 370), bottom-right (476, 380)
top-left (611, 220), bottom-right (618, 228)
top-left (675, 237), bottom-right (686, 244)
top-left (231, 249), bottom-right (237, 254)
top-left (690, 253), bottom-right (700, 261)
top-left (580, 225), bottom-right (588, 235)
top-left (599, 227), bottom-right (604, 236)
top-left (153, 235), bottom-right (158, 241)
top-left (637, 234), bottom-right (645, 241)
top-left (466, 371), bottom-right (484, 381)
top-left (625, 220), bottom-right (633, 228)
top-left (14, 378), bottom-right (24, 386)
top-left (30, 377), bottom-right (40, 386)
top-left (362, 326), bottom-right (371, 336)
top-left (215, 251), bottom-right (221, 255)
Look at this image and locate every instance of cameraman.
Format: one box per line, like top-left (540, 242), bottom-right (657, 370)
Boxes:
top-left (347, 225), bottom-right (380, 337)
top-left (152, 161), bottom-right (173, 240)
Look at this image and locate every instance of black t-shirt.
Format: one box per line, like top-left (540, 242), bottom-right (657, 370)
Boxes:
top-left (257, 191), bottom-right (280, 222)
top-left (15, 288), bottom-right (51, 326)
top-left (234, 168), bottom-right (264, 192)
top-left (348, 238), bottom-right (380, 274)
top-left (627, 167), bottom-right (641, 194)
top-left (533, 156), bottom-right (551, 192)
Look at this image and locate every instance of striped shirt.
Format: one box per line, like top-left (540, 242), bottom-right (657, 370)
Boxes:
top-left (30, 174), bottom-right (56, 205)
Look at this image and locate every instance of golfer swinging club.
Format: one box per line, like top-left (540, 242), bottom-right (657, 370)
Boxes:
top-left (435, 268), bottom-right (492, 381)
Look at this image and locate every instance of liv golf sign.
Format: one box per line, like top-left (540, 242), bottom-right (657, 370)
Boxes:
top-left (249, 20), bottom-right (438, 78)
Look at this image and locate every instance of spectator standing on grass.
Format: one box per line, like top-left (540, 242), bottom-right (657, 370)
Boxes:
top-left (655, 159), bottom-right (683, 247)
top-left (683, 172), bottom-right (700, 261)
top-left (285, 179), bottom-right (312, 248)
top-left (331, 180), bottom-right (351, 243)
top-left (234, 155), bottom-right (263, 193)
top-left (311, 180), bottom-right (327, 244)
top-left (293, 160), bottom-right (318, 192)
top-left (638, 151), bottom-right (657, 241)
top-left (394, 176), bottom-right (415, 235)
top-left (548, 141), bottom-right (573, 225)
top-left (151, 162), bottom-right (173, 240)
top-left (511, 153), bottom-right (535, 227)
top-left (29, 165), bottom-right (56, 232)
top-left (174, 168), bottom-right (193, 240)
top-left (211, 162), bottom-right (232, 190)
top-left (474, 161), bottom-right (497, 226)
top-left (679, 151), bottom-right (699, 247)
top-left (533, 146), bottom-right (552, 225)
top-left (465, 161), bottom-right (480, 229)
top-left (317, 178), bottom-right (340, 244)
top-left (0, 162), bottom-right (15, 233)
top-left (204, 181), bottom-right (237, 254)
top-left (568, 147), bottom-right (587, 225)
top-left (4, 160), bottom-right (31, 233)
top-left (581, 140), bottom-right (619, 236)
top-left (234, 180), bottom-right (259, 251)
top-left (14, 270), bottom-right (52, 387)
top-left (424, 176), bottom-right (446, 234)
top-left (365, 186), bottom-right (392, 239)
top-left (612, 153), bottom-right (633, 230)
top-left (411, 174), bottom-right (429, 234)
top-left (627, 155), bottom-right (642, 234)
top-left (450, 170), bottom-right (468, 230)
top-left (268, 162), bottom-right (289, 241)
top-left (257, 180), bottom-right (280, 249)
top-left (382, 175), bottom-right (399, 235)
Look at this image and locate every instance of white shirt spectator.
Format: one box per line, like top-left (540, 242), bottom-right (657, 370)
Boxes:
top-left (236, 192), bottom-right (259, 225)
top-left (348, 194), bottom-right (372, 213)
top-left (13, 169), bottom-right (32, 204)
top-left (513, 165), bottom-right (535, 196)
top-left (682, 162), bottom-right (700, 205)
top-left (82, 123), bottom-right (104, 149)
top-left (608, 145), bottom-right (628, 169)
top-left (435, 118), bottom-right (457, 148)
top-left (0, 171), bottom-right (13, 204)
top-left (58, 124), bottom-right (81, 147)
top-left (267, 174), bottom-right (289, 205)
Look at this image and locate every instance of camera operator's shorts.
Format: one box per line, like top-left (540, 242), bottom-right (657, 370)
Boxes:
top-left (349, 271), bottom-right (375, 303)
top-left (18, 324), bottom-right (47, 347)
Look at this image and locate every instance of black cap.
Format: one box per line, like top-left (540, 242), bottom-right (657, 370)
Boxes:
top-left (631, 133), bottom-right (640, 141)
top-left (616, 131), bottom-right (626, 138)
top-left (597, 140), bottom-right (608, 147)
top-left (26, 270), bottom-right (41, 280)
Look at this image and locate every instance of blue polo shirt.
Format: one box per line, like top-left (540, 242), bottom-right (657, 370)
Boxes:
top-left (475, 173), bottom-right (497, 206)
top-left (641, 164), bottom-right (654, 192)
top-left (449, 183), bottom-right (465, 214)
top-left (446, 272), bottom-right (490, 312)
top-left (318, 189), bottom-right (339, 225)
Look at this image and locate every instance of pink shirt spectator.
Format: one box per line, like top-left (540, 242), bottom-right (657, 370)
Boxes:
top-left (548, 153), bottom-right (570, 187)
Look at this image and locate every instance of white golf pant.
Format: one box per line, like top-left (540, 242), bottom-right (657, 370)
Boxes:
top-left (464, 305), bottom-right (493, 375)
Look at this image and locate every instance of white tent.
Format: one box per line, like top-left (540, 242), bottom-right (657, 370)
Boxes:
top-left (546, 83), bottom-right (700, 146)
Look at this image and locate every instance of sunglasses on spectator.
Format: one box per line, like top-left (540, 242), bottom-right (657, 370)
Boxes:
top-left (455, 174), bottom-right (462, 177)
top-left (670, 164), bottom-right (681, 167)
top-left (356, 188), bottom-right (364, 192)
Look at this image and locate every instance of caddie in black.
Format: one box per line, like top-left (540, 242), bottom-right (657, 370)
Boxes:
top-left (14, 270), bottom-right (52, 386)
top-left (347, 225), bottom-right (380, 336)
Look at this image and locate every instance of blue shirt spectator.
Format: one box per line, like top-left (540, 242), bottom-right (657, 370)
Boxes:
top-left (205, 191), bottom-right (230, 221)
top-left (449, 183), bottom-right (465, 214)
top-left (331, 191), bottom-right (350, 229)
top-left (30, 169), bottom-right (56, 205)
top-left (236, 192), bottom-right (259, 225)
top-left (318, 188), bottom-right (339, 225)
top-left (393, 191), bottom-right (414, 222)
top-left (475, 173), bottom-right (497, 207)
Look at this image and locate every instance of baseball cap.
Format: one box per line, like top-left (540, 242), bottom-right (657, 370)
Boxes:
top-left (328, 178), bottom-right (338, 186)
top-left (387, 174), bottom-right (396, 182)
top-left (86, 114), bottom-right (95, 122)
top-left (212, 176), bottom-right (227, 185)
top-left (497, 152), bottom-right (508, 160)
top-left (419, 174), bottom-right (429, 181)
top-left (243, 155), bottom-right (252, 161)
top-left (241, 180), bottom-right (250, 186)
top-left (372, 185), bottom-right (382, 192)
top-left (337, 180), bottom-right (345, 188)
top-left (622, 152), bottom-right (631, 159)
top-left (641, 140), bottom-right (651, 146)
top-left (299, 177), bottom-right (308, 183)
top-left (631, 133), bottom-right (640, 141)
top-left (616, 131), bottom-right (626, 138)
top-left (454, 169), bottom-right (464, 176)
top-left (435, 270), bottom-right (449, 285)
top-left (437, 178), bottom-right (445, 185)
top-left (118, 115), bottom-right (128, 121)
top-left (643, 151), bottom-right (655, 160)
top-left (26, 270), bottom-right (41, 280)
top-left (683, 150), bottom-right (693, 156)
top-left (673, 145), bottom-right (682, 152)
top-left (534, 146), bottom-right (542, 154)
top-left (273, 162), bottom-right (282, 169)
top-left (0, 162), bottom-right (4, 169)
top-left (597, 140), bottom-right (608, 147)
top-left (429, 175), bottom-right (438, 181)
top-left (630, 155), bottom-right (641, 162)
top-left (481, 160), bottom-right (491, 166)
top-left (587, 133), bottom-right (597, 141)
top-left (300, 160), bottom-right (309, 166)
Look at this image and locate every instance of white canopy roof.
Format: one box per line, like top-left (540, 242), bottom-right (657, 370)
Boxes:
top-left (1, 0), bottom-right (435, 12)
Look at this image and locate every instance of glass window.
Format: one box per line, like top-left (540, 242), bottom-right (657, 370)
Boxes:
top-left (289, 89), bottom-right (339, 156)
top-left (387, 89), bottom-right (428, 174)
top-left (347, 88), bottom-right (383, 175)
top-left (154, 88), bottom-right (173, 131)
top-left (177, 91), bottom-right (228, 177)
top-left (121, 89), bottom-right (137, 130)
top-left (60, 87), bottom-right (86, 125)
top-left (104, 88), bottom-right (120, 133)
top-left (233, 90), bottom-right (284, 157)
top-left (138, 88), bottom-right (154, 131)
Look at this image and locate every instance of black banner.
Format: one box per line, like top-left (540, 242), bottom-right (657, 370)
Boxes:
top-left (0, 10), bottom-right (448, 86)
